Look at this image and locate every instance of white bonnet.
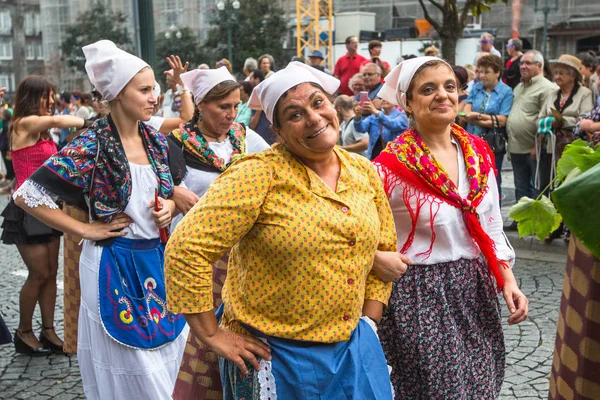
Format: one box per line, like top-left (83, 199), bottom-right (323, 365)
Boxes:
top-left (180, 66), bottom-right (237, 104)
top-left (83, 40), bottom-right (149, 101)
top-left (248, 61), bottom-right (340, 124)
top-left (378, 56), bottom-right (452, 109)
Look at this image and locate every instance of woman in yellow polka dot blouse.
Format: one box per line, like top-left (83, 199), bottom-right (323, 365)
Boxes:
top-left (165, 62), bottom-right (399, 399)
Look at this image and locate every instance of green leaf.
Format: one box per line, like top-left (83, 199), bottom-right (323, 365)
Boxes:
top-left (509, 196), bottom-right (562, 241)
top-left (562, 167), bottom-right (582, 185)
top-left (552, 163), bottom-right (600, 258)
top-left (575, 149), bottom-right (600, 173)
top-left (556, 140), bottom-right (592, 181)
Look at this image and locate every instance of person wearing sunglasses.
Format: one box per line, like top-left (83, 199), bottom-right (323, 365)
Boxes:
top-left (473, 32), bottom-right (501, 64)
top-left (502, 38), bottom-right (524, 89)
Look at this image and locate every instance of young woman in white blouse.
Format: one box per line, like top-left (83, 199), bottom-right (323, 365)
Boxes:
top-left (371, 57), bottom-right (529, 399)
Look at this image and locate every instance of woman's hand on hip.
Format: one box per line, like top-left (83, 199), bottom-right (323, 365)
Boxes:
top-left (148, 198), bottom-right (175, 229)
top-left (503, 282), bottom-right (529, 325)
top-left (372, 250), bottom-right (413, 282)
top-left (82, 213), bottom-right (132, 241)
top-left (205, 327), bottom-right (272, 375)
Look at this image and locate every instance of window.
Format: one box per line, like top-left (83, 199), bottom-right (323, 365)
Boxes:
top-left (0, 74), bottom-right (14, 92)
top-left (24, 13), bottom-right (42, 35)
top-left (0, 39), bottom-right (12, 60)
top-left (465, 11), bottom-right (482, 30)
top-left (36, 43), bottom-right (44, 60)
top-left (26, 43), bottom-right (35, 60)
top-left (0, 11), bottom-right (11, 34)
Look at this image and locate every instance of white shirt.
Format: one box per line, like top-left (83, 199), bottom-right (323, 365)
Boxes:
top-left (170, 128), bottom-right (270, 230)
top-left (375, 140), bottom-right (515, 266)
top-left (145, 116), bottom-right (165, 132)
top-left (161, 89), bottom-right (179, 118)
top-left (339, 119), bottom-right (369, 158)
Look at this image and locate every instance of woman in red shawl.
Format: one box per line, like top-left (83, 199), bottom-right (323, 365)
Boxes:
top-left (372, 57), bottom-right (529, 399)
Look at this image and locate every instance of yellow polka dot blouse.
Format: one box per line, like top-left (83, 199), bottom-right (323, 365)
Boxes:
top-left (165, 144), bottom-right (396, 343)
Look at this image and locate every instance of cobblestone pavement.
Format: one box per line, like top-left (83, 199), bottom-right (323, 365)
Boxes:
top-left (0, 173), bottom-right (567, 399)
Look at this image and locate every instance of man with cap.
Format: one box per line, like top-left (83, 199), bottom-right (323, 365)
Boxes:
top-left (165, 61), bottom-right (398, 399)
top-left (14, 40), bottom-right (188, 400)
top-left (308, 49), bottom-right (332, 75)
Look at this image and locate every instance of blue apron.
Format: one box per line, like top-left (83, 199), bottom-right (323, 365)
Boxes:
top-left (98, 237), bottom-right (186, 349)
top-left (218, 304), bottom-right (393, 400)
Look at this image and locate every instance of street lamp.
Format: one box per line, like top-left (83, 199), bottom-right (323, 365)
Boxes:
top-left (216, 0), bottom-right (240, 64)
top-left (164, 24), bottom-right (182, 40)
top-left (534, 0), bottom-right (559, 58)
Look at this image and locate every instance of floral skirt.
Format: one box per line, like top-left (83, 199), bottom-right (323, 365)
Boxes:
top-left (379, 257), bottom-right (505, 400)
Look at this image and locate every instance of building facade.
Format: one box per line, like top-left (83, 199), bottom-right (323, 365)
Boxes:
top-left (0, 0), bottom-right (44, 100)
top-left (333, 0), bottom-right (600, 60)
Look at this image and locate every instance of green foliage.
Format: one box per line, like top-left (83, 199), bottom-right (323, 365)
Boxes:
top-left (204, 0), bottom-right (288, 74)
top-left (509, 196), bottom-right (562, 241)
top-left (556, 140), bottom-right (590, 181)
top-left (61, 3), bottom-right (132, 74)
top-left (416, 0), bottom-right (508, 64)
top-left (556, 139), bottom-right (600, 182)
top-left (553, 163), bottom-right (600, 258)
top-left (155, 28), bottom-right (206, 87)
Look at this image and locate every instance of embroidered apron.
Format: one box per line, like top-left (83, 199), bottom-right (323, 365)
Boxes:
top-left (98, 237), bottom-right (186, 350)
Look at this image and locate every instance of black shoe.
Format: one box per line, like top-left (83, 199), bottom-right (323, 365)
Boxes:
top-left (14, 330), bottom-right (51, 356)
top-left (504, 220), bottom-right (518, 231)
top-left (39, 326), bottom-right (65, 354)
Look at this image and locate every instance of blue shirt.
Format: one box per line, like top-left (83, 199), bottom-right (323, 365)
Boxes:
top-left (354, 108), bottom-right (408, 159)
top-left (466, 80), bottom-right (513, 136)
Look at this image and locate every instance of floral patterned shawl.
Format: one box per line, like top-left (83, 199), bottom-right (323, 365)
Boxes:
top-left (374, 123), bottom-right (506, 290)
top-left (29, 115), bottom-right (175, 222)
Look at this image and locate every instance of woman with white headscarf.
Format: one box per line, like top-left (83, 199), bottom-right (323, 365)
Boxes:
top-left (12, 40), bottom-right (188, 399)
top-left (372, 57), bottom-right (529, 399)
top-left (167, 66), bottom-right (269, 400)
top-left (165, 62), bottom-right (397, 399)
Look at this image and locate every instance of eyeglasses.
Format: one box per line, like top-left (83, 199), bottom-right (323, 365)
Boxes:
top-left (553, 70), bottom-right (570, 76)
top-left (506, 44), bottom-right (514, 49)
top-left (480, 40), bottom-right (493, 44)
top-left (363, 72), bottom-right (379, 77)
top-left (519, 61), bottom-right (539, 66)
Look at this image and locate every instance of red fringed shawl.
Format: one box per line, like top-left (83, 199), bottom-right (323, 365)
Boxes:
top-left (374, 124), bottom-right (506, 290)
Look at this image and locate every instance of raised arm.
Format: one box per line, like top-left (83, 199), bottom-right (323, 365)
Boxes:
top-left (18, 115), bottom-right (85, 136)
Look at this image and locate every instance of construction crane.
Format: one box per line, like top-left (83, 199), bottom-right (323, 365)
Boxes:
top-left (296, 0), bottom-right (334, 70)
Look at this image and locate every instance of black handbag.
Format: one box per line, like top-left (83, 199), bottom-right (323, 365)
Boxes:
top-left (23, 212), bottom-right (53, 236)
top-left (482, 114), bottom-right (507, 155)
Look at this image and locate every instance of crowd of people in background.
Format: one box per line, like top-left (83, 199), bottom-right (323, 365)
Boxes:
top-left (0, 29), bottom-right (598, 400)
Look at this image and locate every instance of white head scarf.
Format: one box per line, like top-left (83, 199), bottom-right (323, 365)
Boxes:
top-left (378, 56), bottom-right (452, 109)
top-left (248, 61), bottom-right (340, 124)
top-left (180, 67), bottom-right (237, 105)
top-left (83, 40), bottom-right (150, 101)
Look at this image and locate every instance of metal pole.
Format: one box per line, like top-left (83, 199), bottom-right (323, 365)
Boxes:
top-left (138, 0), bottom-right (156, 69)
top-left (542, 8), bottom-right (549, 58)
top-left (227, 19), bottom-right (233, 63)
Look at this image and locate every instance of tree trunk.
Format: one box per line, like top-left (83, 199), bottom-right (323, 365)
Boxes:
top-left (441, 34), bottom-right (459, 65)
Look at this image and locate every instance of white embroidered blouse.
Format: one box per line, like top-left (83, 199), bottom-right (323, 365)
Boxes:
top-left (374, 142), bottom-right (515, 267)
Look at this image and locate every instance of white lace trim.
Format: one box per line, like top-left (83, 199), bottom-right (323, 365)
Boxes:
top-left (360, 316), bottom-right (378, 336)
top-left (13, 180), bottom-right (59, 209)
top-left (257, 338), bottom-right (277, 400)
